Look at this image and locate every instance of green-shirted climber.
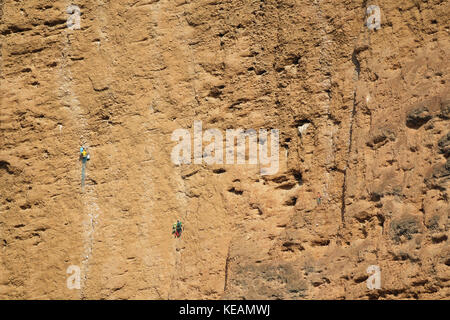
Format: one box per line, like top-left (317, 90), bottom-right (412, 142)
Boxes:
top-left (172, 220), bottom-right (183, 238)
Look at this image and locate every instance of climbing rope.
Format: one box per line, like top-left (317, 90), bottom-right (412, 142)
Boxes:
top-left (81, 157), bottom-right (87, 189)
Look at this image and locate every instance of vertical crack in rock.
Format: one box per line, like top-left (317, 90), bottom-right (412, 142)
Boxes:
top-left (340, 94), bottom-right (356, 224)
top-left (58, 22), bottom-right (101, 299)
top-left (341, 48), bottom-right (360, 224)
top-left (352, 49), bottom-right (361, 78)
top-left (176, 13), bottom-right (201, 108)
top-left (223, 243), bottom-right (231, 293)
top-left (340, 2), bottom-right (368, 225)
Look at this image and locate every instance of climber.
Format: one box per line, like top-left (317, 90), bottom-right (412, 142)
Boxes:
top-left (80, 147), bottom-right (87, 159)
top-left (317, 192), bottom-right (322, 205)
top-left (176, 220), bottom-right (183, 237)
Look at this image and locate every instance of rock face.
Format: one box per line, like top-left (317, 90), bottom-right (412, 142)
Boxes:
top-left (0, 0), bottom-right (449, 300)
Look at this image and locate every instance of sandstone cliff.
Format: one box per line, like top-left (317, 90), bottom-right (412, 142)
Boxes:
top-left (0, 0), bottom-right (449, 299)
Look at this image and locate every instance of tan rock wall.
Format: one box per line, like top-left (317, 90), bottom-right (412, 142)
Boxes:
top-left (0, 0), bottom-right (448, 299)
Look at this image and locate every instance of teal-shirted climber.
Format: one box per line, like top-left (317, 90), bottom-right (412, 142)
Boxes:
top-left (80, 147), bottom-right (90, 161)
top-left (172, 220), bottom-right (184, 238)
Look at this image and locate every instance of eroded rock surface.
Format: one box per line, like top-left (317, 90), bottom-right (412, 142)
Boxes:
top-left (0, 0), bottom-right (449, 299)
